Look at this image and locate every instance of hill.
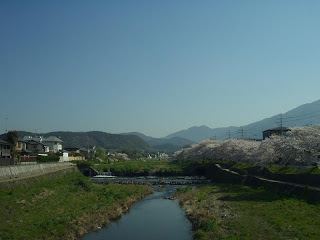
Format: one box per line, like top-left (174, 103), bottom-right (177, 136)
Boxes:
top-left (166, 99), bottom-right (320, 142)
top-left (122, 132), bottom-right (194, 153)
top-left (3, 131), bottom-right (154, 153)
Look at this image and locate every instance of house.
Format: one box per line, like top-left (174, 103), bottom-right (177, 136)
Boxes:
top-left (23, 136), bottom-right (62, 153)
top-left (42, 136), bottom-right (63, 153)
top-left (15, 140), bottom-right (27, 152)
top-left (80, 146), bottom-right (96, 154)
top-left (262, 127), bottom-right (291, 140)
top-left (25, 140), bottom-right (49, 154)
top-left (64, 147), bottom-right (85, 161)
top-left (64, 147), bottom-right (80, 153)
top-left (0, 139), bottom-right (12, 166)
top-left (0, 139), bottom-right (11, 159)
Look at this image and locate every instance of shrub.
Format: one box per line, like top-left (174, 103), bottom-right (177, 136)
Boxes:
top-left (37, 155), bottom-right (60, 163)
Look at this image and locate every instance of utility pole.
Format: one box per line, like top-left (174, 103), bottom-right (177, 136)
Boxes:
top-left (4, 117), bottom-right (8, 133)
top-left (280, 114), bottom-right (283, 136)
top-left (238, 128), bottom-right (244, 139)
top-left (228, 130), bottom-right (231, 140)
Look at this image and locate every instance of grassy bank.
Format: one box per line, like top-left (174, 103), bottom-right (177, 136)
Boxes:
top-left (175, 184), bottom-right (320, 240)
top-left (0, 169), bottom-right (152, 240)
top-left (92, 159), bottom-right (184, 176)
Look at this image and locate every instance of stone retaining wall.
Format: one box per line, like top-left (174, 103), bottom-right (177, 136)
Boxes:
top-left (0, 162), bottom-right (74, 181)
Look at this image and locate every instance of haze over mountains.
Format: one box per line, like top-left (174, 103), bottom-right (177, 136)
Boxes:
top-left (3, 99), bottom-right (320, 153)
top-left (165, 99), bottom-right (320, 142)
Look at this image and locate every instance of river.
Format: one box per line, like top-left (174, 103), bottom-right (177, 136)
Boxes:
top-left (82, 185), bottom-right (193, 240)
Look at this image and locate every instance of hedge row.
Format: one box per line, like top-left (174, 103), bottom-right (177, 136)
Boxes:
top-left (37, 155), bottom-right (60, 162)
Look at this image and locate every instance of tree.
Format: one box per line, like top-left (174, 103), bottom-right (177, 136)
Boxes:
top-left (95, 147), bottom-right (106, 161)
top-left (174, 125), bottom-right (320, 167)
top-left (7, 130), bottom-right (19, 162)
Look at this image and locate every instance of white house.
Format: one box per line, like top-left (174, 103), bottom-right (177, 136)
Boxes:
top-left (23, 136), bottom-right (63, 153)
top-left (42, 136), bottom-right (63, 153)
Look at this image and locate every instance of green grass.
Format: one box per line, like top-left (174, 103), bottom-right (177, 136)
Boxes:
top-left (230, 163), bottom-right (256, 169)
top-left (93, 159), bottom-right (184, 176)
top-left (0, 170), bottom-right (151, 240)
top-left (214, 160), bottom-right (320, 175)
top-left (266, 165), bottom-right (320, 175)
top-left (176, 184), bottom-right (320, 240)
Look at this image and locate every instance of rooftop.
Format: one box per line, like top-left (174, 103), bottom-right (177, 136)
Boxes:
top-left (42, 136), bottom-right (63, 143)
top-left (263, 127), bottom-right (291, 132)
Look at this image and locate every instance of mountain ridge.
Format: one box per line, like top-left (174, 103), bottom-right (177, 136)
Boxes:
top-left (165, 99), bottom-right (320, 142)
top-left (122, 132), bottom-right (195, 153)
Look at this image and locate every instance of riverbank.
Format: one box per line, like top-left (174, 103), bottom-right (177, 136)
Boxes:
top-left (0, 169), bottom-right (153, 240)
top-left (174, 184), bottom-right (320, 240)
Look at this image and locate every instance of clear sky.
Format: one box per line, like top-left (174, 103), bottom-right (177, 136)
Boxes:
top-left (1, 0), bottom-right (320, 137)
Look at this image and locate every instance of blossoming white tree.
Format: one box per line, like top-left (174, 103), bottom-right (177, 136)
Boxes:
top-left (174, 125), bottom-right (320, 166)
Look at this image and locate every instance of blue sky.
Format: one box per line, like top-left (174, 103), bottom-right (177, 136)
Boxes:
top-left (1, 1), bottom-right (320, 137)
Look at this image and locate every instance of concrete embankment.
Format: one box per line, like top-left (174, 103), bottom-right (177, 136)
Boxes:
top-left (0, 162), bottom-right (75, 181)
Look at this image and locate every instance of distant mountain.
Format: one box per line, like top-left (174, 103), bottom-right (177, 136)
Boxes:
top-left (166, 99), bottom-right (320, 142)
top-left (122, 132), bottom-right (194, 153)
top-left (166, 125), bottom-right (216, 142)
top-left (4, 131), bottom-right (154, 152)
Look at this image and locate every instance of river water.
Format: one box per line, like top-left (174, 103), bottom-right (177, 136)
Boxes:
top-left (82, 185), bottom-right (193, 240)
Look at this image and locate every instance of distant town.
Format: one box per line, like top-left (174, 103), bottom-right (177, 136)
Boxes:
top-left (0, 131), bottom-right (169, 166)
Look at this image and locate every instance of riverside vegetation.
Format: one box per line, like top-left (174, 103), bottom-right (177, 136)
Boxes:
top-left (175, 184), bottom-right (320, 240)
top-left (94, 159), bottom-right (184, 176)
top-left (0, 169), bottom-right (152, 240)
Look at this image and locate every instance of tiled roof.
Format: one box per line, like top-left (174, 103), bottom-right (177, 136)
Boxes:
top-left (43, 136), bottom-right (63, 143)
top-left (263, 127), bottom-right (290, 132)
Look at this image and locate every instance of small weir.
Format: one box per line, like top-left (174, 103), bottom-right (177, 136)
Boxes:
top-left (91, 176), bottom-right (209, 185)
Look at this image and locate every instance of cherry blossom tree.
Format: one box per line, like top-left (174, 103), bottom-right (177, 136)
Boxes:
top-left (174, 125), bottom-right (320, 166)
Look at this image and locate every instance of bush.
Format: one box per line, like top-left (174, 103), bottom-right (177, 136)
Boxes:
top-left (73, 160), bottom-right (91, 167)
top-left (37, 155), bottom-right (60, 163)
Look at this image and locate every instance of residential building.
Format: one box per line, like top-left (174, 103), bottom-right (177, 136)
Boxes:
top-left (0, 139), bottom-right (11, 159)
top-left (42, 136), bottom-right (63, 153)
top-left (23, 136), bottom-right (62, 153)
top-left (15, 140), bottom-right (27, 152)
top-left (64, 147), bottom-right (80, 153)
top-left (26, 140), bottom-right (49, 154)
top-left (262, 127), bottom-right (291, 140)
top-left (0, 139), bottom-right (12, 166)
